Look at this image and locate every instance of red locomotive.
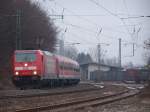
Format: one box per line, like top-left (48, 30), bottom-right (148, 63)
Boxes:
top-left (12, 50), bottom-right (80, 88)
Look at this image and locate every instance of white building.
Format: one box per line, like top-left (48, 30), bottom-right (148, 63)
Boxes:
top-left (80, 63), bottom-right (120, 80)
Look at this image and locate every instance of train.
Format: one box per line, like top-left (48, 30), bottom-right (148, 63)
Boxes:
top-left (12, 50), bottom-right (80, 88)
top-left (90, 68), bottom-right (150, 83)
top-left (125, 68), bottom-right (150, 83)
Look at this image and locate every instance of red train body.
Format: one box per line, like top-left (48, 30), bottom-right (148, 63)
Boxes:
top-left (12, 50), bottom-right (80, 88)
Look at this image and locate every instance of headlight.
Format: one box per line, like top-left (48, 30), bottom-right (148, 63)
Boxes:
top-left (33, 71), bottom-right (37, 75)
top-left (24, 63), bottom-right (28, 67)
top-left (15, 72), bottom-right (19, 75)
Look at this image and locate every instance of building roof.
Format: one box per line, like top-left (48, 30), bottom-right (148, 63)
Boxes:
top-left (80, 62), bottom-right (121, 69)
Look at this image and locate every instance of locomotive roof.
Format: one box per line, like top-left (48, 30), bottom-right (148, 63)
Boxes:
top-left (15, 50), bottom-right (42, 53)
top-left (14, 50), bottom-right (79, 66)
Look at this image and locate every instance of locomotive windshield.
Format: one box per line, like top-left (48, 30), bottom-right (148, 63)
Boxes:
top-left (15, 53), bottom-right (36, 62)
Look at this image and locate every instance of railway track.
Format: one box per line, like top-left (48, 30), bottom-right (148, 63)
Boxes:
top-left (15, 89), bottom-right (139, 112)
top-left (0, 84), bottom-right (100, 99)
top-left (0, 87), bottom-right (99, 99)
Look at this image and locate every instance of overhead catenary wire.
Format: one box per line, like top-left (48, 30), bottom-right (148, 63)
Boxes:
top-left (54, 1), bottom-right (101, 29)
top-left (47, 0), bottom-right (105, 46)
top-left (42, 1), bottom-right (146, 46)
top-left (44, 1), bottom-right (147, 50)
top-left (57, 20), bottom-right (120, 42)
top-left (88, 0), bottom-right (138, 38)
top-left (122, 0), bottom-right (134, 34)
top-left (56, 19), bottom-right (131, 38)
top-left (40, 0), bottom-right (149, 65)
top-left (56, 20), bottom-right (131, 48)
top-left (40, 0), bottom-right (146, 44)
top-left (33, 0), bottom-right (150, 36)
top-left (89, 0), bottom-right (119, 17)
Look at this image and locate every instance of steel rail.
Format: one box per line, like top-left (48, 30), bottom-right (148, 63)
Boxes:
top-left (0, 87), bottom-right (100, 99)
top-left (16, 90), bottom-right (138, 112)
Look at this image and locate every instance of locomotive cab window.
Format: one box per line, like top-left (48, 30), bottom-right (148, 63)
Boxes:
top-left (15, 53), bottom-right (36, 62)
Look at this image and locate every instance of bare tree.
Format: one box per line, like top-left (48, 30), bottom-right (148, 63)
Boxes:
top-left (76, 52), bottom-right (93, 64)
top-left (104, 57), bottom-right (119, 67)
top-left (89, 47), bottom-right (107, 64)
top-left (89, 47), bottom-right (98, 62)
top-left (0, 0), bottom-right (57, 70)
top-left (64, 46), bottom-right (78, 60)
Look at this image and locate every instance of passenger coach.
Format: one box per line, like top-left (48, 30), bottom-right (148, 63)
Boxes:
top-left (12, 50), bottom-right (80, 88)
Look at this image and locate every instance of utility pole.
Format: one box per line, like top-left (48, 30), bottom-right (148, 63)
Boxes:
top-left (16, 9), bottom-right (22, 50)
top-left (97, 44), bottom-right (101, 69)
top-left (15, 0), bottom-right (22, 50)
top-left (97, 43), bottom-right (109, 68)
top-left (96, 43), bottom-right (101, 82)
top-left (59, 28), bottom-right (67, 56)
top-left (133, 43), bottom-right (135, 56)
top-left (119, 38), bottom-right (122, 68)
top-left (97, 44), bottom-right (101, 82)
top-left (59, 39), bottom-right (64, 56)
top-left (96, 43), bottom-right (109, 81)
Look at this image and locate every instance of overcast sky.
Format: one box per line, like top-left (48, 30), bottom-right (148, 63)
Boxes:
top-left (36, 0), bottom-right (150, 66)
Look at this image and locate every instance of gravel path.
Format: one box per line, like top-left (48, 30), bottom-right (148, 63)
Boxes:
top-left (64, 90), bottom-right (150, 112)
top-left (58, 83), bottom-right (150, 112)
top-left (0, 84), bottom-right (126, 112)
top-left (1, 82), bottom-right (148, 112)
